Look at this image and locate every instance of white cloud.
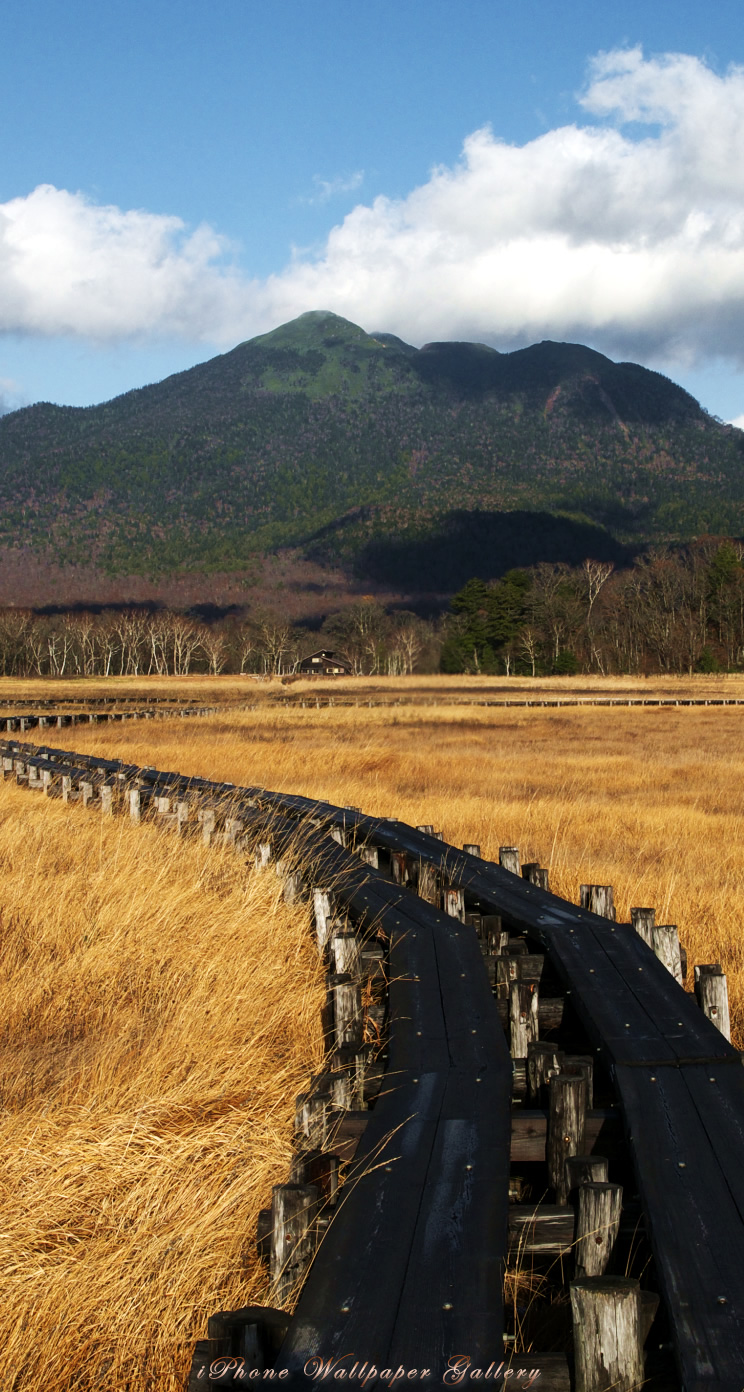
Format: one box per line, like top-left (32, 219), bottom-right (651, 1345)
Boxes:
top-left (728, 414), bottom-right (744, 430)
top-left (5, 47), bottom-right (744, 365)
top-left (0, 376), bottom-right (23, 414)
top-left (303, 171), bottom-right (365, 204)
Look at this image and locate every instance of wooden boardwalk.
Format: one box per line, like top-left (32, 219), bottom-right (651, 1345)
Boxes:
top-left (4, 736), bottom-right (743, 1390)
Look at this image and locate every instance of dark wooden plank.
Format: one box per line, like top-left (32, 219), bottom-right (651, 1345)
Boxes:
top-left (615, 1062), bottom-right (744, 1390)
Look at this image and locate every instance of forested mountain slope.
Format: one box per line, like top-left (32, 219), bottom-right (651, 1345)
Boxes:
top-left (1, 310), bottom-right (742, 589)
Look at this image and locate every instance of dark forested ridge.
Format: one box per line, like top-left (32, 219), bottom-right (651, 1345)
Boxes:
top-left (1, 309), bottom-right (744, 599)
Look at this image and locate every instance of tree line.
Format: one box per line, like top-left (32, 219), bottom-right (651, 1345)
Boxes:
top-left (2, 539), bottom-right (743, 679)
top-left (0, 604), bottom-right (436, 679)
top-left (441, 539), bottom-right (744, 675)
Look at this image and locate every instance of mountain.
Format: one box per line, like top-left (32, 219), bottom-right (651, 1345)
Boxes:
top-left (1, 310), bottom-right (743, 609)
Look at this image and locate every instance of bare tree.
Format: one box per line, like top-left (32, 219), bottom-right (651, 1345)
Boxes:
top-left (201, 625), bottom-right (229, 675)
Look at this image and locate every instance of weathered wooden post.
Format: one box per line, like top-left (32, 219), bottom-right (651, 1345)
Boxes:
top-left (695, 964), bottom-right (731, 1041)
top-left (527, 1041), bottom-right (563, 1103)
top-left (499, 846), bottom-right (521, 875)
top-left (509, 980), bottom-right (539, 1058)
top-left (359, 844), bottom-right (379, 868)
top-left (269, 1183), bottom-right (319, 1304)
top-left (483, 915), bottom-right (506, 954)
top-left (548, 1074), bottom-right (587, 1205)
top-left (562, 1054), bottom-right (595, 1108)
top-left (331, 973), bottom-right (363, 1049)
top-left (565, 1155), bottom-right (609, 1196)
top-left (129, 788), bottom-right (141, 824)
top-left (331, 931), bottom-right (360, 976)
top-left (575, 1182), bottom-right (623, 1277)
top-left (522, 862), bottom-right (550, 890)
top-left (496, 954), bottom-right (520, 998)
top-left (652, 924), bottom-right (683, 985)
top-left (312, 889), bottom-right (334, 953)
top-left (580, 885), bottom-right (615, 920)
top-left (463, 842), bottom-right (481, 857)
top-left (390, 850), bottom-right (409, 885)
top-left (100, 785), bottom-right (114, 816)
top-left (443, 886), bottom-right (466, 921)
top-left (570, 1276), bottom-right (644, 1392)
top-left (255, 842), bottom-right (272, 869)
top-left (630, 906), bottom-right (655, 948)
top-left (417, 861), bottom-right (439, 905)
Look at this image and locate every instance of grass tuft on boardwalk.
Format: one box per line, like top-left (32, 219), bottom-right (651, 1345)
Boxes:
top-left (0, 782), bottom-right (325, 1391)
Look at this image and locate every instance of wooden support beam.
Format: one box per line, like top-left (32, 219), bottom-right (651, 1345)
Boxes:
top-left (508, 1204), bottom-right (575, 1257)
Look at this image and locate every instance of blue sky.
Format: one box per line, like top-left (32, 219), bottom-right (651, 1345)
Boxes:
top-left (3, 0), bottom-right (744, 422)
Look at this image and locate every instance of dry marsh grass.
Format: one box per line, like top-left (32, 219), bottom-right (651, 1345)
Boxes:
top-left (55, 692), bottom-right (744, 1045)
top-left (0, 782), bottom-right (325, 1391)
top-left (3, 675), bottom-right (744, 1388)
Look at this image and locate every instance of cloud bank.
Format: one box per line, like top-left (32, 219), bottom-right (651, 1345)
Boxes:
top-left (4, 47), bottom-right (744, 365)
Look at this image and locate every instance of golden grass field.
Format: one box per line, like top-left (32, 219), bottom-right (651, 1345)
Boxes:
top-left (0, 784), bottom-right (325, 1391)
top-left (1, 673), bottom-right (743, 1388)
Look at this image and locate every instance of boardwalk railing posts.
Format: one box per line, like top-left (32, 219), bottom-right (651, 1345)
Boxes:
top-left (570, 1276), bottom-right (644, 1392)
top-left (129, 788), bottom-right (141, 824)
top-left (652, 923), bottom-right (684, 985)
top-left (463, 842), bottom-right (481, 857)
top-left (580, 885), bottom-right (616, 920)
top-left (269, 1184), bottom-right (320, 1304)
top-left (548, 1074), bottom-right (588, 1205)
top-left (575, 1181), bottom-right (623, 1277)
top-left (630, 906), bottom-right (655, 948)
top-left (695, 963), bottom-right (731, 1040)
top-left (499, 846), bottom-right (520, 875)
